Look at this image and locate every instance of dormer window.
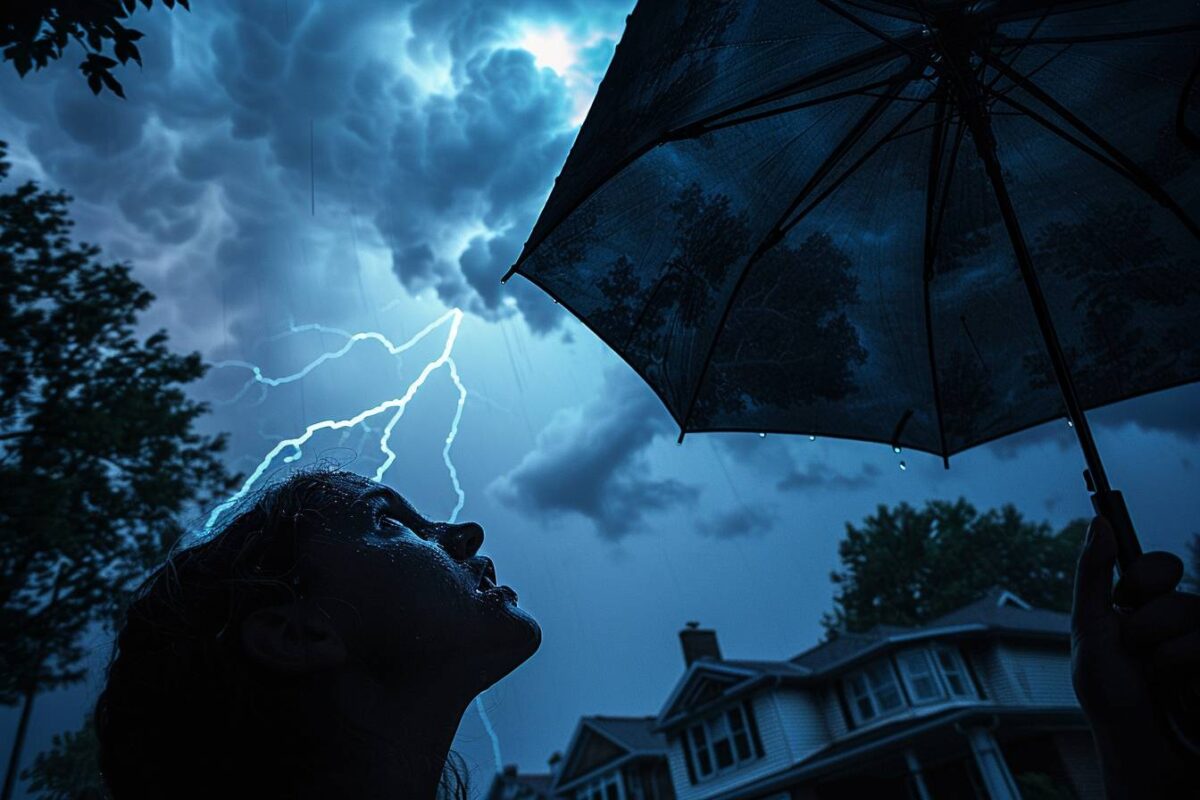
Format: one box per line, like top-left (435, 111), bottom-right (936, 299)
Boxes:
top-left (844, 661), bottom-right (904, 723)
top-left (844, 646), bottom-right (977, 726)
top-left (934, 646), bottom-right (972, 697)
top-left (685, 702), bottom-right (763, 780)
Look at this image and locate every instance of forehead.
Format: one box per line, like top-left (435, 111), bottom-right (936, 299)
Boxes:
top-left (322, 476), bottom-right (420, 516)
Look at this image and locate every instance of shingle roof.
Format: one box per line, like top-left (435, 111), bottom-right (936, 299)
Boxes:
top-left (788, 587), bottom-right (1068, 675)
top-left (585, 715), bottom-right (668, 754)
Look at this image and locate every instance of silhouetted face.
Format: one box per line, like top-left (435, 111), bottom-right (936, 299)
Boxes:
top-left (300, 475), bottom-right (540, 688)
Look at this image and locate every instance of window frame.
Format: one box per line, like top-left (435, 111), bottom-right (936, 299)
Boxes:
top-left (574, 770), bottom-right (624, 800)
top-left (933, 645), bottom-right (975, 698)
top-left (685, 702), bottom-right (764, 781)
top-left (896, 648), bottom-right (945, 705)
top-left (843, 658), bottom-right (906, 725)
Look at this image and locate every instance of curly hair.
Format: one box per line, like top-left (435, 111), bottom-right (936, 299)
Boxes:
top-left (95, 469), bottom-right (468, 799)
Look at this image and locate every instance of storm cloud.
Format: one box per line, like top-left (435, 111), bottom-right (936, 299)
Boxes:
top-left (490, 368), bottom-right (698, 540)
top-left (0, 0), bottom-right (628, 353)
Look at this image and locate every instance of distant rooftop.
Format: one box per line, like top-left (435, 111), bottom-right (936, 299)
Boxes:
top-left (790, 587), bottom-right (1068, 675)
top-left (583, 715), bottom-right (668, 754)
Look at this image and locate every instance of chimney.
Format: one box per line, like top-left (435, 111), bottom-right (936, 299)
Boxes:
top-left (548, 751), bottom-right (563, 777)
top-left (679, 621), bottom-right (721, 666)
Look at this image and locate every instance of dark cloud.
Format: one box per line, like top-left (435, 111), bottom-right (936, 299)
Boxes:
top-left (698, 507), bottom-right (774, 539)
top-left (988, 383), bottom-right (1200, 459)
top-left (490, 368), bottom-right (697, 539)
top-left (0, 0), bottom-right (627, 351)
top-left (777, 461), bottom-right (882, 493)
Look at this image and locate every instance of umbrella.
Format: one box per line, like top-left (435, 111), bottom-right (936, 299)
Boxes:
top-left (502, 0), bottom-right (1199, 591)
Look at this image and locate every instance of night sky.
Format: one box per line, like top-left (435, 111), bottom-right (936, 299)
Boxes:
top-left (1, 1), bottom-right (1198, 795)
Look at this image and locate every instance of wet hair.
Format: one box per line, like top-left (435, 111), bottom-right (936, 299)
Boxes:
top-left (95, 468), bottom-right (468, 799)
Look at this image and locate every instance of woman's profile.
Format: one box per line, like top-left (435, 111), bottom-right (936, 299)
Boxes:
top-left (95, 468), bottom-right (539, 799)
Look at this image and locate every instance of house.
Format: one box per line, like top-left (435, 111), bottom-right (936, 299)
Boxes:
top-left (551, 715), bottom-right (677, 800)
top-left (485, 763), bottom-right (555, 800)
top-left (653, 589), bottom-right (1100, 799)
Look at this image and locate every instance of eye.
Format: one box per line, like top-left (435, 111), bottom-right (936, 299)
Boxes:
top-left (378, 513), bottom-right (415, 535)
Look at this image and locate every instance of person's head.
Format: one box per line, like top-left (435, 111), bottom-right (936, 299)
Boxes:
top-left (96, 468), bottom-right (539, 798)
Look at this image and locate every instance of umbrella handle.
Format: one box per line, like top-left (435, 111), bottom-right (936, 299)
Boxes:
top-left (1090, 488), bottom-right (1183, 606)
top-left (1090, 488), bottom-right (1199, 755)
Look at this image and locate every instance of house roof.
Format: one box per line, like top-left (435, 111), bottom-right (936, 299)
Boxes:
top-left (583, 715), bottom-right (669, 754)
top-left (658, 588), bottom-right (1069, 731)
top-left (554, 715), bottom-right (669, 791)
top-left (789, 587), bottom-right (1069, 675)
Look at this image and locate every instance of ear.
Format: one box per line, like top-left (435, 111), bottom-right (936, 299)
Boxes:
top-left (240, 601), bottom-right (347, 674)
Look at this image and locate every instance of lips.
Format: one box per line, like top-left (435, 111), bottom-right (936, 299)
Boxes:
top-left (473, 557), bottom-right (518, 604)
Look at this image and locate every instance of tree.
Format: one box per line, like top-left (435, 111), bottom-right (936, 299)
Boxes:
top-left (823, 498), bottom-right (1085, 636)
top-left (21, 717), bottom-right (107, 800)
top-left (0, 143), bottom-right (236, 799)
top-left (1, 1), bottom-right (189, 98)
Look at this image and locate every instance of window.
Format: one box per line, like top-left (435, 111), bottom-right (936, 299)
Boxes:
top-left (935, 646), bottom-right (973, 697)
top-left (844, 660), bottom-right (904, 723)
top-left (687, 703), bottom-right (762, 779)
top-left (898, 649), bottom-right (942, 703)
top-left (575, 771), bottom-right (622, 800)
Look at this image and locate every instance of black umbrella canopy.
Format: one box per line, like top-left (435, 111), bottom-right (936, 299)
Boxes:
top-left (505, 0), bottom-right (1200, 467)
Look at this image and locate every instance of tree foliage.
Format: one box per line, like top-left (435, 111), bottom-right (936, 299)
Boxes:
top-left (22, 717), bottom-right (106, 800)
top-left (824, 498), bottom-right (1085, 636)
top-left (0, 1), bottom-right (189, 98)
top-left (0, 140), bottom-right (236, 706)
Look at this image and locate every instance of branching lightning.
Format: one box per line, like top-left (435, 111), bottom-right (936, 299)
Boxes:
top-left (206, 306), bottom-right (504, 772)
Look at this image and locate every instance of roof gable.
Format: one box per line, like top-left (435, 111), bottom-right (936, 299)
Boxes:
top-left (556, 716), bottom-right (663, 787)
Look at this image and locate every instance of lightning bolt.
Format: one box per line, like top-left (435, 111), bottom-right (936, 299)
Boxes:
top-left (207, 306), bottom-right (504, 772)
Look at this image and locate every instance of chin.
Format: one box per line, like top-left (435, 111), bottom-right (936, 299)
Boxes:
top-left (476, 605), bottom-right (541, 687)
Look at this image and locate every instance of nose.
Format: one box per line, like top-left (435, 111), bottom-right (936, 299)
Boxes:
top-left (434, 521), bottom-right (484, 561)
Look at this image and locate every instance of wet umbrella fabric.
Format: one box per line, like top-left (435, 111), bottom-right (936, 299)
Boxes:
top-left (505, 0), bottom-right (1200, 484)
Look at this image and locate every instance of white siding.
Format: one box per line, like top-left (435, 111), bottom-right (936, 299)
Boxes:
top-left (818, 686), bottom-right (850, 740)
top-left (772, 690), bottom-right (830, 761)
top-left (967, 644), bottom-right (1023, 705)
top-left (667, 691), bottom-right (821, 800)
top-left (995, 643), bottom-right (1076, 706)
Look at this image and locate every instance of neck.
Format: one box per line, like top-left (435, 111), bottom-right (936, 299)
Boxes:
top-left (268, 660), bottom-right (474, 800)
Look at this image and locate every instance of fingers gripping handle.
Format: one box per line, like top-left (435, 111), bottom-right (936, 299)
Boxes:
top-left (1089, 488), bottom-right (1142, 573)
top-left (1090, 488), bottom-right (1182, 608)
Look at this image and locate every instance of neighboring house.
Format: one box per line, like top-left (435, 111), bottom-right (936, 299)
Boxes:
top-left (653, 589), bottom-right (1100, 799)
top-left (485, 764), bottom-right (555, 800)
top-left (552, 715), bottom-right (677, 800)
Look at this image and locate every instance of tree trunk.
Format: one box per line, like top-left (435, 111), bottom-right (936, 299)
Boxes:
top-left (1, 685), bottom-right (37, 800)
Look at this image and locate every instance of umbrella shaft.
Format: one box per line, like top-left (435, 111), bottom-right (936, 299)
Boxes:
top-left (958, 77), bottom-right (1143, 569)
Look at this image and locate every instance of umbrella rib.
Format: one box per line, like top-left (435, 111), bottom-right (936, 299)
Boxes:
top-left (982, 52), bottom-right (1200, 240)
top-left (675, 89), bottom-right (904, 439)
top-left (784, 93), bottom-right (935, 232)
top-left (665, 37), bottom-right (922, 140)
top-left (814, 0), bottom-right (924, 62)
top-left (986, 91), bottom-right (1131, 182)
top-left (670, 75), bottom-right (909, 140)
top-left (504, 36), bottom-right (924, 282)
top-left (996, 23), bottom-right (1200, 46)
top-left (922, 90), bottom-right (952, 468)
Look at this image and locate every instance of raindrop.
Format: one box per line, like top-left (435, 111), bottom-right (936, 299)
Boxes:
top-left (552, 299), bottom-right (559, 305)
top-left (758, 432), bottom-right (767, 439)
top-left (892, 445), bottom-right (902, 454)
top-left (899, 460), bottom-right (908, 471)
top-left (808, 435), bottom-right (816, 441)
top-left (1066, 419), bottom-right (1074, 428)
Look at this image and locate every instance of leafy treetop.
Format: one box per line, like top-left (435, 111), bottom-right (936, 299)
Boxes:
top-left (1, 0), bottom-right (189, 98)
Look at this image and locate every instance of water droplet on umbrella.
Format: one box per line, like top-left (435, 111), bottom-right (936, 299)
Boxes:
top-left (892, 445), bottom-right (902, 454)
top-left (899, 460), bottom-right (907, 471)
top-left (808, 435), bottom-right (816, 441)
top-left (758, 432), bottom-right (766, 438)
top-left (1066, 419), bottom-right (1074, 428)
